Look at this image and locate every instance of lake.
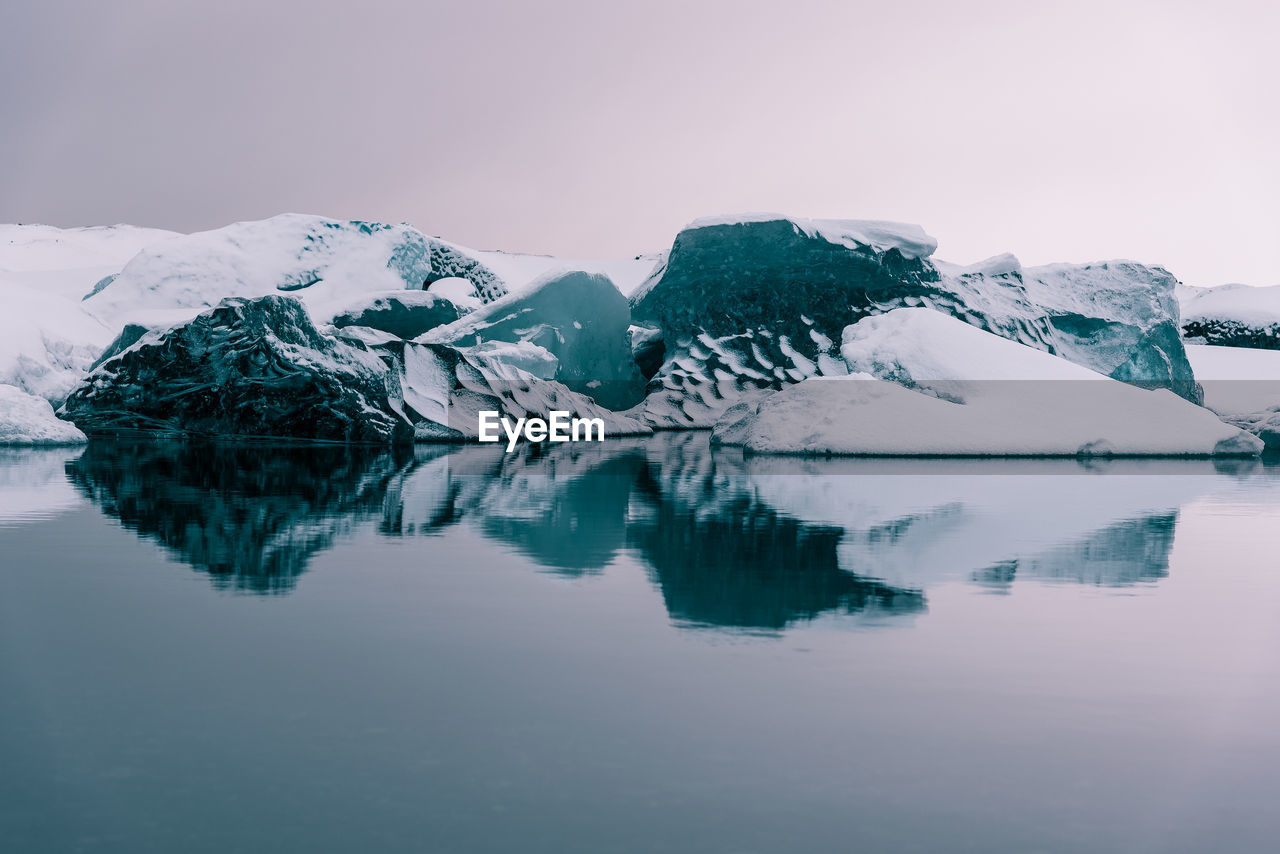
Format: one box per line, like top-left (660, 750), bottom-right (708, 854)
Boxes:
top-left (3, 434), bottom-right (1279, 853)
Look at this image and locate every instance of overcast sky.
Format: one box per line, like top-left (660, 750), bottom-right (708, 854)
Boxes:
top-left (2, 0), bottom-right (1276, 284)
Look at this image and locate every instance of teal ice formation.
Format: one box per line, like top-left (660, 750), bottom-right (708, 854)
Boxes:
top-left (0, 213), bottom-right (1276, 455)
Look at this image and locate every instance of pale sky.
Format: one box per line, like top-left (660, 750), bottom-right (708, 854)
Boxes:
top-left (2, 0), bottom-right (1276, 285)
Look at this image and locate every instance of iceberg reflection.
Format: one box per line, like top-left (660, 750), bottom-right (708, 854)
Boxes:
top-left (47, 434), bottom-right (1259, 629)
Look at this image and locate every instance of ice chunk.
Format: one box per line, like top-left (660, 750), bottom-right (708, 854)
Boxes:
top-left (0, 384), bottom-right (87, 445)
top-left (389, 341), bottom-right (650, 442)
top-left (330, 290), bottom-right (461, 339)
top-left (62, 295), bottom-right (411, 444)
top-left (680, 213), bottom-right (938, 260)
top-left (633, 216), bottom-right (1199, 428)
top-left (419, 270), bottom-right (647, 410)
top-left (714, 309), bottom-right (1259, 457)
top-left (1179, 283), bottom-right (1280, 348)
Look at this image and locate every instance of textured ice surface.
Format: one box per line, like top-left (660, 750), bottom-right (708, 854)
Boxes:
top-left (63, 295), bottom-right (410, 443)
top-left (329, 290), bottom-right (461, 339)
top-left (679, 213), bottom-right (938, 262)
top-left (419, 270), bottom-right (647, 410)
top-left (633, 217), bottom-right (1196, 427)
top-left (396, 341), bottom-right (650, 442)
top-left (713, 309), bottom-right (1258, 457)
top-left (0, 384), bottom-right (87, 445)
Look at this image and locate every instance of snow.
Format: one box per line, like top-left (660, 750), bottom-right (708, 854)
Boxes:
top-left (0, 384), bottom-right (87, 445)
top-left (468, 249), bottom-right (663, 298)
top-left (1186, 343), bottom-right (1280, 415)
top-left (81, 213), bottom-right (507, 330)
top-left (715, 309), bottom-right (1259, 457)
top-left (0, 224), bottom-right (181, 403)
top-left (685, 213), bottom-right (938, 260)
top-left (1180, 283), bottom-right (1280, 328)
top-left (0, 283), bottom-right (116, 403)
top-left (934, 252), bottom-right (1023, 278)
top-left (427, 276), bottom-right (482, 311)
top-left (0, 223), bottom-right (180, 300)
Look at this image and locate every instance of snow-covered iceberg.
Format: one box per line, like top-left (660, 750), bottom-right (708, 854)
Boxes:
top-left (0, 223), bottom-right (180, 300)
top-left (62, 295), bottom-right (412, 443)
top-left (0, 384), bottom-right (87, 445)
top-left (0, 284), bottom-right (117, 404)
top-left (81, 214), bottom-right (508, 329)
top-left (713, 309), bottom-right (1259, 457)
top-left (1179, 283), bottom-right (1280, 349)
top-left (632, 215), bottom-right (1197, 427)
top-left (418, 270), bottom-right (648, 410)
top-left (0, 224), bottom-right (180, 403)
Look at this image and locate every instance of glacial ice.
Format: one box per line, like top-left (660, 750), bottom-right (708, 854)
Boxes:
top-left (1179, 283), bottom-right (1280, 348)
top-left (713, 309), bottom-right (1260, 457)
top-left (329, 290), bottom-right (461, 339)
top-left (633, 215), bottom-right (1197, 428)
top-left (0, 223), bottom-right (180, 300)
top-left (0, 282), bottom-right (117, 404)
top-left (81, 214), bottom-right (508, 329)
top-left (396, 341), bottom-right (650, 442)
top-left (0, 384), bottom-right (87, 445)
top-left (63, 295), bottom-right (412, 444)
top-left (419, 270), bottom-right (648, 410)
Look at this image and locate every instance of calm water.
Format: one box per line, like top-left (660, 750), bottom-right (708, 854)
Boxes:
top-left (3, 435), bottom-right (1280, 853)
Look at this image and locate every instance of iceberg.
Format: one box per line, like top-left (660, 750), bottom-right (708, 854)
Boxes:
top-left (632, 215), bottom-right (1197, 427)
top-left (0, 282), bottom-right (117, 404)
top-left (1179, 282), bottom-right (1280, 349)
top-left (0, 223), bottom-right (180, 300)
top-left (62, 295), bottom-right (412, 444)
top-left (713, 309), bottom-right (1259, 457)
top-left (419, 270), bottom-right (648, 410)
top-left (0, 384), bottom-right (87, 445)
top-left (81, 214), bottom-right (508, 329)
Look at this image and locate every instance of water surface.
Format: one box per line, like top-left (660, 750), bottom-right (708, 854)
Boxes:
top-left (3, 436), bottom-right (1279, 853)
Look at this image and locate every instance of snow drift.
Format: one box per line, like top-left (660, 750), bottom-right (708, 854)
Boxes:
top-left (0, 384), bottom-right (87, 445)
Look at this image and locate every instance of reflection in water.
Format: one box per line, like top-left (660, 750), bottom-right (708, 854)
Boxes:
top-left (67, 442), bottom-right (406, 594)
top-left (54, 434), bottom-right (1235, 628)
top-left (971, 514), bottom-right (1179, 593)
top-left (0, 448), bottom-right (85, 527)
